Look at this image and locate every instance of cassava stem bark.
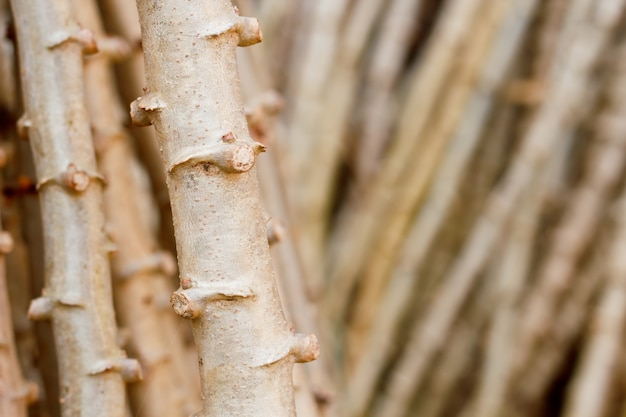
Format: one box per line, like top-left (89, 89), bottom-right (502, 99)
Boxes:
top-left (73, 0), bottom-right (202, 415)
top-left (131, 1), bottom-right (319, 416)
top-left (10, 1), bottom-right (141, 416)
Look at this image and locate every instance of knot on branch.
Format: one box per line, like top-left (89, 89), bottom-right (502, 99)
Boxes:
top-left (28, 293), bottom-right (85, 320)
top-left (291, 333), bottom-right (320, 363)
top-left (130, 93), bottom-right (167, 127)
top-left (116, 251), bottom-right (177, 280)
top-left (168, 132), bottom-right (266, 174)
top-left (28, 297), bottom-right (54, 320)
top-left (37, 163), bottom-right (105, 192)
top-left (266, 217), bottom-right (286, 246)
top-left (91, 35), bottom-right (131, 61)
top-left (170, 283), bottom-right (255, 319)
top-left (9, 381), bottom-right (39, 404)
top-left (89, 358), bottom-right (143, 382)
top-left (47, 28), bottom-right (97, 54)
top-left (200, 15), bottom-right (263, 47)
top-left (16, 115), bottom-right (31, 140)
top-left (245, 90), bottom-right (284, 144)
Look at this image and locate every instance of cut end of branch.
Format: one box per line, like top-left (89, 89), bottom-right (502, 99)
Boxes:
top-left (16, 115), bottom-right (31, 140)
top-left (224, 143), bottom-right (256, 172)
top-left (62, 163), bottom-right (90, 191)
top-left (266, 218), bottom-right (286, 246)
top-left (235, 16), bottom-right (262, 47)
top-left (291, 333), bottom-right (320, 363)
top-left (171, 284), bottom-right (255, 319)
top-left (199, 15), bottom-right (262, 47)
top-left (169, 138), bottom-right (261, 174)
top-left (28, 297), bottom-right (54, 321)
top-left (130, 93), bottom-right (166, 127)
top-left (171, 288), bottom-right (205, 319)
top-left (37, 164), bottom-right (105, 192)
top-left (93, 35), bottom-right (131, 61)
top-left (47, 28), bottom-right (97, 54)
top-left (89, 358), bottom-right (143, 382)
top-left (10, 381), bottom-right (39, 404)
top-left (117, 251), bottom-right (177, 280)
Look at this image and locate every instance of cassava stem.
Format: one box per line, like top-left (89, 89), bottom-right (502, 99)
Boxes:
top-left (73, 0), bottom-right (202, 415)
top-left (10, 1), bottom-right (141, 415)
top-left (132, 1), bottom-right (319, 416)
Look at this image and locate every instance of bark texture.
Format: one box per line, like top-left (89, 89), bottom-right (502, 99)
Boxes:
top-left (10, 1), bottom-right (140, 416)
top-left (132, 1), bottom-right (319, 416)
top-left (73, 0), bottom-right (200, 415)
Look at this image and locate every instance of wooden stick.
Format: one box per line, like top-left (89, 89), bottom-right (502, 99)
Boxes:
top-left (472, 164), bottom-right (545, 417)
top-left (509, 239), bottom-right (605, 415)
top-left (370, 0), bottom-right (622, 415)
top-left (343, 1), bottom-right (537, 412)
top-left (327, 0), bottom-right (484, 326)
top-left (513, 53), bottom-right (626, 378)
top-left (132, 1), bottom-right (319, 415)
top-left (74, 0), bottom-right (203, 415)
top-left (11, 1), bottom-right (141, 415)
top-left (238, 43), bottom-right (330, 415)
top-left (563, 195), bottom-right (626, 417)
top-left (97, 0), bottom-right (177, 255)
top-left (560, 46), bottom-right (626, 417)
top-left (355, 0), bottom-right (423, 184)
top-left (346, 0), bottom-right (522, 361)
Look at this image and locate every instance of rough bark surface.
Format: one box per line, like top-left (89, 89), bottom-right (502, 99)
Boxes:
top-left (73, 0), bottom-right (202, 415)
top-left (132, 1), bottom-right (319, 416)
top-left (10, 1), bottom-right (141, 416)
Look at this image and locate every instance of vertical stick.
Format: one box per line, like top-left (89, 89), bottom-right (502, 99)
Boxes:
top-left (132, 1), bottom-right (319, 415)
top-left (11, 1), bottom-right (141, 415)
top-left (73, 0), bottom-right (202, 415)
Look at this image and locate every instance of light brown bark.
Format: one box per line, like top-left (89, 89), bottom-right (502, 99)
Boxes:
top-left (72, 0), bottom-right (202, 415)
top-left (10, 1), bottom-right (141, 415)
top-left (132, 1), bottom-right (319, 416)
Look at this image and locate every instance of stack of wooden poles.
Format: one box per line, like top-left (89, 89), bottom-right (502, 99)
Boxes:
top-left (3, 0), bottom-right (626, 416)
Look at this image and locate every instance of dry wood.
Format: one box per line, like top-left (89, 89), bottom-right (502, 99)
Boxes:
top-left (563, 195), bottom-right (626, 417)
top-left (2, 155), bottom-right (51, 417)
top-left (73, 0), bottom-right (202, 415)
top-left (370, 0), bottom-right (622, 415)
top-left (326, 0), bottom-right (484, 326)
top-left (0, 228), bottom-right (35, 417)
top-left (13, 141), bottom-right (60, 417)
top-left (97, 0), bottom-right (176, 255)
top-left (11, 1), bottom-right (141, 415)
top-left (509, 242), bottom-right (605, 416)
top-left (281, 0), bottom-right (352, 297)
top-left (513, 54), bottom-right (626, 378)
top-left (355, 0), bottom-right (423, 184)
top-left (412, 290), bottom-right (490, 417)
top-left (472, 172), bottom-right (545, 417)
top-left (343, 2), bottom-right (537, 413)
top-left (238, 43), bottom-right (330, 414)
top-left (0, 3), bottom-right (50, 413)
top-left (132, 1), bottom-right (319, 415)
top-left (294, 0), bottom-right (389, 299)
top-left (542, 44), bottom-right (626, 417)
top-left (346, 0), bottom-right (521, 363)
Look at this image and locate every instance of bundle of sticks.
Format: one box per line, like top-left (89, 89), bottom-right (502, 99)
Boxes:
top-left (2, 0), bottom-right (626, 416)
